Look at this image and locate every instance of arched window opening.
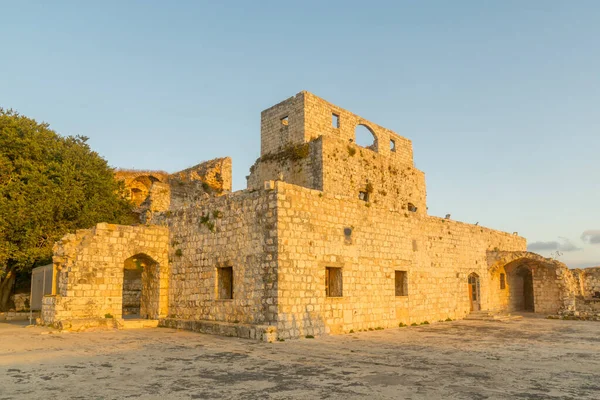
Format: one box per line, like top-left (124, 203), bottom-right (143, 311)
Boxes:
top-left (355, 124), bottom-right (378, 152)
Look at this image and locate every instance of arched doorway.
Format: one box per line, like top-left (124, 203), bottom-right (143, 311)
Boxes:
top-left (510, 266), bottom-right (534, 312)
top-left (123, 253), bottom-right (161, 319)
top-left (468, 273), bottom-right (481, 311)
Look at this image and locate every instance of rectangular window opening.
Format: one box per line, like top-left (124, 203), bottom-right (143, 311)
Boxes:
top-left (358, 191), bottom-right (369, 202)
top-left (217, 266), bottom-right (233, 299)
top-left (281, 116), bottom-right (289, 126)
top-left (500, 273), bottom-right (506, 290)
top-left (326, 267), bottom-right (343, 297)
top-left (332, 113), bottom-right (340, 128)
top-left (395, 270), bottom-right (408, 296)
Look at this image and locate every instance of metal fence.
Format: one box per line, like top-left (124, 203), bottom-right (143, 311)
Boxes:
top-left (30, 264), bottom-right (55, 311)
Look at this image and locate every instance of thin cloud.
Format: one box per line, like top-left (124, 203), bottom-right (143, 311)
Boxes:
top-left (581, 230), bottom-right (600, 245)
top-left (528, 237), bottom-right (582, 253)
top-left (527, 241), bottom-right (559, 252)
top-left (557, 237), bottom-right (582, 252)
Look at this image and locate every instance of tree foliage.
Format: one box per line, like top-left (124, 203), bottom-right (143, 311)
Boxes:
top-left (0, 108), bottom-right (135, 309)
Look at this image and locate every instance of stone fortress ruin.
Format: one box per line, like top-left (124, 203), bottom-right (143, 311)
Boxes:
top-left (40, 92), bottom-right (600, 341)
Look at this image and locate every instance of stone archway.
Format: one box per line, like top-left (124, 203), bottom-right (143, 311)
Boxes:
top-left (488, 251), bottom-right (570, 314)
top-left (123, 253), bottom-right (161, 319)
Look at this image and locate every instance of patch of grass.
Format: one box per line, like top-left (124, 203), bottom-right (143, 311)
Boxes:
top-left (420, 321), bottom-right (430, 325)
top-left (212, 210), bottom-right (223, 219)
top-left (445, 317), bottom-right (453, 322)
top-left (277, 338), bottom-right (285, 342)
top-left (368, 328), bottom-right (374, 331)
top-left (411, 323), bottom-right (418, 326)
top-left (175, 249), bottom-right (183, 257)
top-left (365, 182), bottom-right (374, 194)
top-left (347, 145), bottom-right (356, 156)
top-left (305, 335), bottom-right (314, 339)
top-left (374, 327), bottom-right (384, 330)
top-left (104, 313), bottom-right (113, 319)
top-left (349, 329), bottom-right (354, 333)
top-left (399, 323), bottom-right (407, 328)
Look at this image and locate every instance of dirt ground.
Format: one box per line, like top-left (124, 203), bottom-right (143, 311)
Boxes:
top-left (0, 316), bottom-right (598, 400)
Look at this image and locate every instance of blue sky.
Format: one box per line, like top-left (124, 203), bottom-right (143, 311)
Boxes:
top-left (1, 1), bottom-right (598, 268)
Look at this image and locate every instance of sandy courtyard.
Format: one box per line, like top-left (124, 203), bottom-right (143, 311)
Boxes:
top-left (0, 316), bottom-right (598, 399)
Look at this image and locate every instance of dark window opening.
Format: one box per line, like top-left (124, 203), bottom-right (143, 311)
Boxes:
top-left (281, 116), bottom-right (289, 126)
top-left (390, 139), bottom-right (396, 152)
top-left (217, 266), bottom-right (233, 299)
top-left (332, 113), bottom-right (340, 128)
top-left (407, 203), bottom-right (417, 212)
top-left (358, 191), bottom-right (369, 202)
top-left (395, 271), bottom-right (408, 296)
top-left (326, 267), bottom-right (343, 297)
top-left (500, 273), bottom-right (506, 290)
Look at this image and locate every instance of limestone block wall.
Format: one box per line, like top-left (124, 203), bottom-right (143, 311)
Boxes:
top-left (579, 267), bottom-right (600, 297)
top-left (320, 135), bottom-right (426, 213)
top-left (259, 91), bottom-right (414, 163)
top-left (247, 138), bottom-right (324, 191)
top-left (42, 223), bottom-right (169, 324)
top-left (170, 157), bottom-right (232, 193)
top-left (303, 92), bottom-right (414, 164)
top-left (166, 186), bottom-right (279, 326)
top-left (260, 93), bottom-right (306, 156)
top-left (272, 181), bottom-right (525, 339)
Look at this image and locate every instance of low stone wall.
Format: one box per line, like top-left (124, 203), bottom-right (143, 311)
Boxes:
top-left (160, 318), bottom-right (277, 342)
top-left (0, 311), bottom-right (39, 322)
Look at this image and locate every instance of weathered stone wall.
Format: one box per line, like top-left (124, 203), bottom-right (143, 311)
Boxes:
top-left (170, 157), bottom-right (232, 193)
top-left (260, 93), bottom-right (306, 156)
top-left (115, 157), bottom-right (232, 217)
top-left (303, 92), bottom-right (414, 165)
top-left (166, 185), bottom-right (278, 326)
top-left (272, 181), bottom-right (526, 339)
top-left (577, 267), bottom-right (600, 297)
top-left (320, 135), bottom-right (426, 213)
top-left (251, 92), bottom-right (426, 212)
top-left (42, 223), bottom-right (169, 325)
top-left (247, 138), bottom-right (323, 191)
top-left (259, 91), bottom-right (414, 165)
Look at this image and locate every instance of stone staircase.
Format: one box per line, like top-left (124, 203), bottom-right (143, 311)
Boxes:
top-left (465, 311), bottom-right (523, 322)
top-left (116, 319), bottom-right (159, 329)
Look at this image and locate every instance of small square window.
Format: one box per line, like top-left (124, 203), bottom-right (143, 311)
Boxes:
top-left (358, 191), bottom-right (369, 202)
top-left (395, 271), bottom-right (408, 296)
top-left (281, 116), bottom-right (289, 126)
top-left (326, 267), bottom-right (343, 297)
top-left (390, 139), bottom-right (396, 152)
top-left (217, 266), bottom-right (233, 299)
top-left (500, 273), bottom-right (506, 290)
top-left (332, 113), bottom-right (340, 128)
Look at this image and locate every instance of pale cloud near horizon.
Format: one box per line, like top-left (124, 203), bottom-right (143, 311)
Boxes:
top-left (527, 237), bottom-right (582, 253)
top-left (581, 230), bottom-right (600, 245)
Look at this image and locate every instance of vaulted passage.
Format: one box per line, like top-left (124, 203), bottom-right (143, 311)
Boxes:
top-left (508, 266), bottom-right (534, 311)
top-left (490, 252), bottom-right (567, 315)
top-left (123, 253), bottom-right (161, 319)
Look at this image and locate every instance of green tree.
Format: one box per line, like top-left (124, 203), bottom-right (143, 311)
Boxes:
top-left (0, 108), bottom-right (135, 310)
